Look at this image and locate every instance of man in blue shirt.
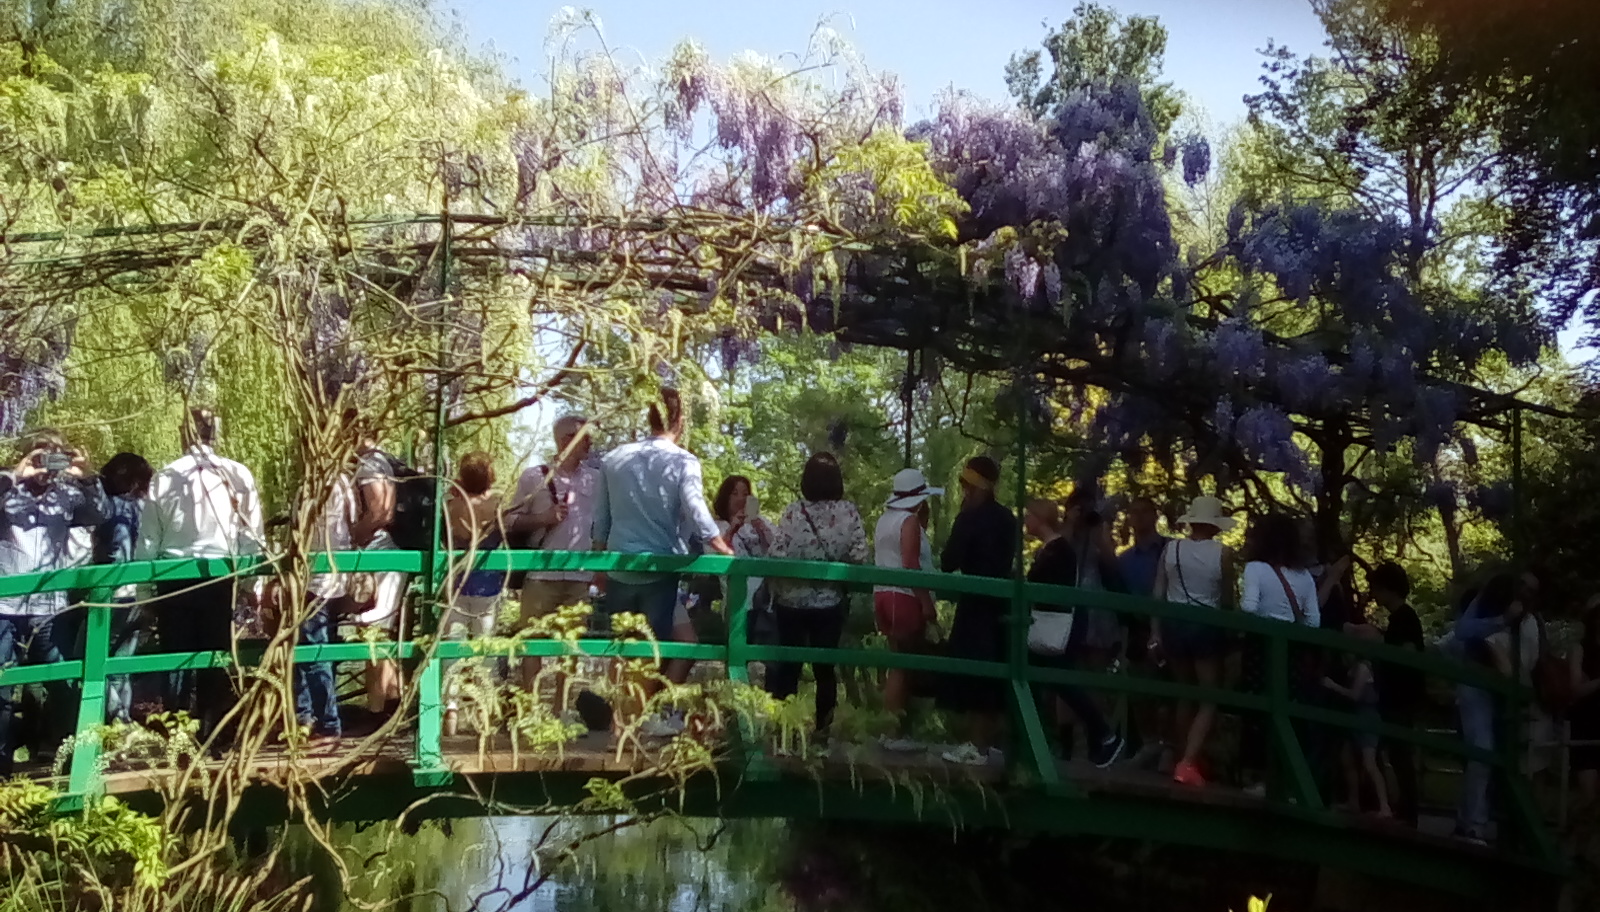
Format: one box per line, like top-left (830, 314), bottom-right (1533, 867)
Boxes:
top-left (1449, 571), bottom-right (1532, 845)
top-left (592, 389), bottom-right (731, 671)
top-left (1116, 496), bottom-right (1170, 768)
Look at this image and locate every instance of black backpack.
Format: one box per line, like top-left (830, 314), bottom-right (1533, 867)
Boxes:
top-left (381, 453), bottom-right (437, 553)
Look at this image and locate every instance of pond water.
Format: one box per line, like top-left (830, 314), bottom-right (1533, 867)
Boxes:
top-left (285, 816), bottom-right (791, 912)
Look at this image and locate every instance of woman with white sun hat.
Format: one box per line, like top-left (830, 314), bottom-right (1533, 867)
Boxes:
top-left (1151, 494), bottom-right (1237, 789)
top-left (873, 467), bottom-right (942, 750)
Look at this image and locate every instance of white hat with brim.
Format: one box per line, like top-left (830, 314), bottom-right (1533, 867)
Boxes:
top-left (1177, 495), bottom-right (1237, 531)
top-left (886, 468), bottom-right (943, 510)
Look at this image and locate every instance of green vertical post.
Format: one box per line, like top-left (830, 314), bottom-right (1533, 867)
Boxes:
top-left (63, 599), bottom-right (112, 806)
top-left (413, 210), bottom-right (452, 783)
top-left (1006, 379), bottom-right (1061, 788)
top-left (1267, 634), bottom-right (1320, 810)
top-left (1511, 404), bottom-right (1525, 568)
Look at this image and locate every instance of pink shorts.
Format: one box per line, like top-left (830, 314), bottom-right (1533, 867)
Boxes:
top-left (874, 591), bottom-right (926, 642)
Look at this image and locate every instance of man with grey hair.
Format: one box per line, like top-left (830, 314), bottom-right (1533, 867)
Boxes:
top-left (510, 413), bottom-right (601, 703)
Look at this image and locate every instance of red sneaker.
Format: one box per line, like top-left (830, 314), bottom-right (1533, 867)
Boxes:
top-left (1173, 759), bottom-right (1207, 787)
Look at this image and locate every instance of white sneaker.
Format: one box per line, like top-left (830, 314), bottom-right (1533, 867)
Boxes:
top-left (639, 713), bottom-right (685, 739)
top-left (941, 743), bottom-right (988, 766)
top-left (879, 735), bottom-right (925, 753)
top-left (1243, 783), bottom-right (1268, 799)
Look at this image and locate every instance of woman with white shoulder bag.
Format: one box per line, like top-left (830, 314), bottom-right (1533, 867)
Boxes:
top-left (1024, 499), bottom-right (1125, 768)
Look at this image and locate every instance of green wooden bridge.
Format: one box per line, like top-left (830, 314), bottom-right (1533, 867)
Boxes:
top-left (0, 550), bottom-right (1563, 904)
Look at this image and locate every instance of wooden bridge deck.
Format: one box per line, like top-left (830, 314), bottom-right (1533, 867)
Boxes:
top-left (27, 729), bottom-right (1483, 864)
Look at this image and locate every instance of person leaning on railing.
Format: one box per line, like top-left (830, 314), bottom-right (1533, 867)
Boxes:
top-left (0, 429), bottom-right (107, 773)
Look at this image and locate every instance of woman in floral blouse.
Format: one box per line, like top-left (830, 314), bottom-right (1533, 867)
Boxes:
top-left (768, 453), bottom-right (870, 740)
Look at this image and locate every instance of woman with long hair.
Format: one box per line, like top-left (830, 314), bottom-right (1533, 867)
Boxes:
top-left (441, 452), bottom-right (506, 736)
top-left (1236, 512), bottom-right (1319, 793)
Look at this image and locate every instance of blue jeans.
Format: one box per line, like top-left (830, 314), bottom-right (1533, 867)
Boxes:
top-left (294, 604), bottom-right (341, 737)
top-left (56, 603), bottom-right (143, 725)
top-left (605, 577), bottom-right (681, 642)
top-left (1457, 684), bottom-right (1495, 836)
top-left (0, 614), bottom-right (71, 774)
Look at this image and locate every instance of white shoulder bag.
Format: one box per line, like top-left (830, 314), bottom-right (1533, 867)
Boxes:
top-left (1027, 541), bottom-right (1075, 655)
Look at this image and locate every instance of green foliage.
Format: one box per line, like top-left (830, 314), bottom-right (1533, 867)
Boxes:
top-left (1005, 1), bottom-right (1182, 133)
top-left (0, 778), bottom-right (169, 896)
top-left (808, 129), bottom-right (968, 240)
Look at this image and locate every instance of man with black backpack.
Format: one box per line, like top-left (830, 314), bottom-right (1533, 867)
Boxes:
top-left (349, 419), bottom-right (427, 720)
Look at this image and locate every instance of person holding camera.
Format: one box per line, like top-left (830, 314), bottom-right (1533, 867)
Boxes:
top-left (0, 429), bottom-right (107, 773)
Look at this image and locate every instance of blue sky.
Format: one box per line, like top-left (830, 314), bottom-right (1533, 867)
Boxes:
top-left (447, 0), bottom-right (1329, 127)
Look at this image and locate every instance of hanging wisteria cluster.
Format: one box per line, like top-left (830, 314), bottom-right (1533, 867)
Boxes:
top-left (879, 74), bottom-right (1552, 499)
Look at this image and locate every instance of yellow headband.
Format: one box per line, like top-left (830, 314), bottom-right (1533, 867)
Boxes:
top-left (960, 467), bottom-right (994, 491)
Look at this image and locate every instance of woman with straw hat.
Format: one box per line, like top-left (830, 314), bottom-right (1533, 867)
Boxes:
top-left (1151, 494), bottom-right (1236, 788)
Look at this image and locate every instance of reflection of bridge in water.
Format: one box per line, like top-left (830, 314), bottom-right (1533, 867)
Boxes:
top-left (0, 551), bottom-right (1563, 905)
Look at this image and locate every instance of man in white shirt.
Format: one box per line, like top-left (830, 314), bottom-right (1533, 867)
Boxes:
top-left (294, 472), bottom-right (353, 741)
top-left (137, 409), bottom-right (264, 745)
top-left (509, 414), bottom-right (599, 697)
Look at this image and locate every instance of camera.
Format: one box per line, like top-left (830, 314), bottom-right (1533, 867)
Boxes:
top-left (41, 452), bottom-right (73, 475)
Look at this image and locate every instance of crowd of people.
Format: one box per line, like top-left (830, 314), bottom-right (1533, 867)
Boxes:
top-left (0, 390), bottom-right (1579, 848)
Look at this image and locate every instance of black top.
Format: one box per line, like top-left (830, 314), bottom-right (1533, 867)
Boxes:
top-left (1026, 537), bottom-right (1077, 612)
top-left (1379, 602), bottom-right (1426, 711)
top-left (941, 499), bottom-right (1016, 608)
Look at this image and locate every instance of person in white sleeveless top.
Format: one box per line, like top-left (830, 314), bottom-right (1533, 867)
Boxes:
top-left (1150, 495), bottom-right (1236, 789)
top-left (873, 468), bottom-right (940, 751)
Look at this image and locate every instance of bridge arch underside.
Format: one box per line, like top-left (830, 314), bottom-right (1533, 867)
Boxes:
top-left (120, 765), bottom-right (1553, 905)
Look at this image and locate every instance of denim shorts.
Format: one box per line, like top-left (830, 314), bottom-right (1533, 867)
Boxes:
top-left (604, 577), bottom-right (680, 642)
top-left (1163, 618), bottom-right (1225, 661)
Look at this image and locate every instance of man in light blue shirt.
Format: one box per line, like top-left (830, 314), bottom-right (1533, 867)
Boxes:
top-left (592, 388), bottom-right (731, 646)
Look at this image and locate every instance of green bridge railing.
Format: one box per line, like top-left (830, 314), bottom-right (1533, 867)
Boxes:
top-left (0, 549), bottom-right (1557, 871)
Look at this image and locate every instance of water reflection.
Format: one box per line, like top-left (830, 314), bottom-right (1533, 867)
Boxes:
top-left (286, 815), bottom-right (789, 912)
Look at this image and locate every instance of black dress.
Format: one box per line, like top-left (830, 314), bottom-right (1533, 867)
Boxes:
top-left (937, 499), bottom-right (1016, 713)
top-left (1572, 645), bottom-right (1600, 772)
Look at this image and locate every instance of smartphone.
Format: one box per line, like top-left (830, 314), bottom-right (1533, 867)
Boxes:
top-left (745, 496), bottom-right (760, 520)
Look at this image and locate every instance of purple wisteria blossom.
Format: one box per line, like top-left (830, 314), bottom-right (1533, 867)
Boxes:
top-left (1235, 404), bottom-right (1316, 489)
top-left (1212, 321), bottom-right (1266, 381)
top-left (1180, 135), bottom-right (1210, 186)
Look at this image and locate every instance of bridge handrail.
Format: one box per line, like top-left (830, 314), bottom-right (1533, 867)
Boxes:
top-left (2, 549), bottom-right (1553, 867)
top-left (0, 550), bottom-right (1524, 697)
